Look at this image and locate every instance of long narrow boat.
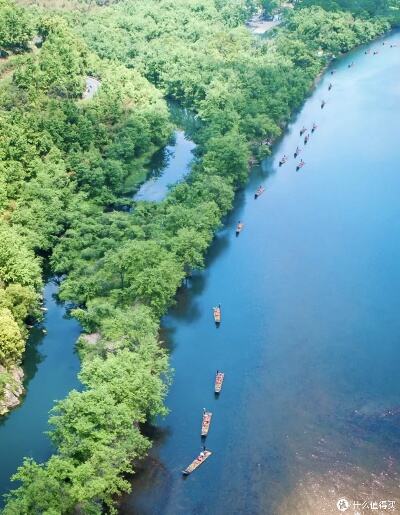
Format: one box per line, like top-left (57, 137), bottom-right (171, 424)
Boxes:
top-left (213, 305), bottom-right (221, 324)
top-left (236, 222), bottom-right (244, 236)
top-left (214, 371), bottom-right (225, 394)
top-left (201, 410), bottom-right (212, 437)
top-left (254, 186), bottom-right (265, 199)
top-left (182, 450), bottom-right (212, 475)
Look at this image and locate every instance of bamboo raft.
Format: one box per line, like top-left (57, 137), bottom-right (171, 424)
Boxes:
top-left (214, 371), bottom-right (224, 394)
top-left (254, 186), bottom-right (265, 199)
top-left (182, 450), bottom-right (212, 475)
top-left (236, 222), bottom-right (244, 235)
top-left (213, 306), bottom-right (221, 324)
top-left (201, 410), bottom-right (212, 437)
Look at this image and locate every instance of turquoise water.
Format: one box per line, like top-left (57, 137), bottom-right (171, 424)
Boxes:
top-left (134, 102), bottom-right (197, 202)
top-left (121, 34), bottom-right (400, 514)
top-left (134, 130), bottom-right (195, 202)
top-left (0, 281), bottom-right (81, 503)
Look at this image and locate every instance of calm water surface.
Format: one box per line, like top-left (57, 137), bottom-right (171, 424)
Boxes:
top-left (0, 281), bottom-right (81, 503)
top-left (134, 130), bottom-right (195, 202)
top-left (121, 34), bottom-right (400, 515)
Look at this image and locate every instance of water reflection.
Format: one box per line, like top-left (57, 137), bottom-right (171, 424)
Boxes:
top-left (0, 280), bottom-right (81, 503)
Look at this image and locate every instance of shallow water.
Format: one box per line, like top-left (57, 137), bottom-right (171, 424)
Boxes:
top-left (121, 33), bottom-right (400, 515)
top-left (0, 281), bottom-right (81, 504)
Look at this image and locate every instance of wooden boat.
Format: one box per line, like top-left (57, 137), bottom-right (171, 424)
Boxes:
top-left (182, 450), bottom-right (212, 475)
top-left (201, 410), bottom-right (212, 437)
top-left (236, 222), bottom-right (244, 236)
top-left (213, 306), bottom-right (221, 324)
top-left (214, 371), bottom-right (224, 394)
top-left (254, 186), bottom-right (265, 199)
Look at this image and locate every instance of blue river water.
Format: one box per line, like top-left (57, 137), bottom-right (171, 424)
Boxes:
top-left (0, 281), bottom-right (81, 502)
top-left (121, 33), bottom-right (400, 515)
top-left (134, 130), bottom-right (195, 202)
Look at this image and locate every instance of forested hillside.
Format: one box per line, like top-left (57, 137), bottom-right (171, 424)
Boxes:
top-left (2, 0), bottom-right (393, 512)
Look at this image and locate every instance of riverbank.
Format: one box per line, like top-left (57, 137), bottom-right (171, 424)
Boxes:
top-left (0, 280), bottom-right (81, 502)
top-left (0, 366), bottom-right (24, 415)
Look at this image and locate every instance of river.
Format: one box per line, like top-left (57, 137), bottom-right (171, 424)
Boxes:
top-left (134, 102), bottom-right (197, 202)
top-left (121, 33), bottom-right (400, 514)
top-left (0, 281), bottom-right (81, 502)
top-left (134, 130), bottom-right (195, 202)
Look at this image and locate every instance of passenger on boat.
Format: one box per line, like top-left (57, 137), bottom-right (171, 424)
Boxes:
top-left (294, 146), bottom-right (301, 158)
top-left (304, 134), bottom-right (309, 145)
top-left (300, 126), bottom-right (306, 136)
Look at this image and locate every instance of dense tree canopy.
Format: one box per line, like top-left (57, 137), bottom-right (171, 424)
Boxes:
top-left (0, 0), bottom-right (171, 424)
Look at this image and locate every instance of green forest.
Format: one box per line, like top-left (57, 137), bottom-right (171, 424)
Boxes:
top-left (0, 0), bottom-right (396, 512)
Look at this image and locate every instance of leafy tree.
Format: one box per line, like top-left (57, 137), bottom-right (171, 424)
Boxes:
top-left (0, 222), bottom-right (41, 288)
top-left (0, 0), bottom-right (33, 51)
top-left (0, 308), bottom-right (24, 366)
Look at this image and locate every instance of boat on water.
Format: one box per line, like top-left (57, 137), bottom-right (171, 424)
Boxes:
top-left (254, 186), bottom-right (265, 199)
top-left (236, 222), bottom-right (244, 236)
top-left (214, 371), bottom-right (225, 394)
top-left (278, 155), bottom-right (287, 167)
top-left (201, 409), bottom-right (212, 437)
top-left (182, 450), bottom-right (212, 475)
top-left (213, 305), bottom-right (221, 324)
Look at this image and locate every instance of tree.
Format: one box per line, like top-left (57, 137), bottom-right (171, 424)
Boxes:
top-left (0, 222), bottom-right (42, 289)
top-left (0, 0), bottom-right (33, 51)
top-left (0, 308), bottom-right (24, 366)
